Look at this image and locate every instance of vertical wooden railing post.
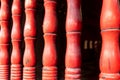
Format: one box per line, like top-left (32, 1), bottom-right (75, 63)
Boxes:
top-left (42, 0), bottom-right (57, 80)
top-left (11, 0), bottom-right (22, 80)
top-left (0, 0), bottom-right (10, 79)
top-left (23, 0), bottom-right (36, 80)
top-left (99, 0), bottom-right (120, 79)
top-left (65, 0), bottom-right (82, 80)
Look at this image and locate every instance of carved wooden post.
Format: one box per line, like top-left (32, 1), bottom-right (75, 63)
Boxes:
top-left (23, 0), bottom-right (36, 80)
top-left (65, 0), bottom-right (82, 80)
top-left (0, 0), bottom-right (10, 79)
top-left (42, 0), bottom-right (57, 80)
top-left (11, 0), bottom-right (22, 80)
top-left (99, 0), bottom-right (120, 79)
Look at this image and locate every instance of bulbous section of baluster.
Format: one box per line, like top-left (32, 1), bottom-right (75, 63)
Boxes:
top-left (12, 0), bottom-right (22, 15)
top-left (0, 21), bottom-right (10, 44)
top-left (24, 0), bottom-right (36, 38)
top-left (100, 0), bottom-right (119, 30)
top-left (0, 45), bottom-right (9, 80)
top-left (65, 32), bottom-right (81, 80)
top-left (100, 30), bottom-right (120, 72)
top-left (66, 0), bottom-right (82, 32)
top-left (23, 38), bottom-right (36, 80)
top-left (11, 41), bottom-right (21, 65)
top-left (24, 10), bottom-right (36, 37)
top-left (43, 34), bottom-right (57, 66)
top-left (0, 0), bottom-right (10, 21)
top-left (23, 38), bottom-right (36, 67)
top-left (42, 34), bottom-right (57, 80)
top-left (99, 30), bottom-right (120, 80)
top-left (43, 1), bottom-right (57, 33)
top-left (0, 45), bottom-right (9, 65)
top-left (25, 0), bottom-right (36, 9)
top-left (11, 41), bottom-right (22, 80)
top-left (11, 16), bottom-right (22, 40)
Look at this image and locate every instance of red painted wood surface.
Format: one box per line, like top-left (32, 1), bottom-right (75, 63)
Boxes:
top-left (23, 0), bottom-right (36, 80)
top-left (0, 0), bottom-right (10, 79)
top-left (100, 0), bottom-right (119, 30)
top-left (11, 0), bottom-right (22, 80)
top-left (42, 0), bottom-right (57, 80)
top-left (65, 0), bottom-right (82, 80)
top-left (99, 0), bottom-right (120, 79)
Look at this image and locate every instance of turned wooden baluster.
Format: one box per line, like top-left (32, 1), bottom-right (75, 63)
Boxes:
top-left (11, 0), bottom-right (22, 80)
top-left (65, 0), bottom-right (82, 80)
top-left (42, 0), bottom-right (57, 80)
top-left (23, 0), bottom-right (36, 80)
top-left (99, 0), bottom-right (120, 79)
top-left (0, 0), bottom-right (10, 80)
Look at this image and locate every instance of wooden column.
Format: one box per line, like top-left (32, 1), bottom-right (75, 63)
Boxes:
top-left (42, 0), bottom-right (57, 80)
top-left (99, 0), bottom-right (120, 79)
top-left (65, 0), bottom-right (82, 80)
top-left (11, 0), bottom-right (22, 80)
top-left (23, 0), bottom-right (36, 80)
top-left (0, 0), bottom-right (10, 80)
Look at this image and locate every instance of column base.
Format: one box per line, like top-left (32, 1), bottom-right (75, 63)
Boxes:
top-left (11, 64), bottom-right (22, 80)
top-left (23, 67), bottom-right (36, 80)
top-left (99, 73), bottom-right (120, 80)
top-left (65, 68), bottom-right (81, 80)
top-left (0, 65), bottom-right (9, 80)
top-left (42, 66), bottom-right (57, 80)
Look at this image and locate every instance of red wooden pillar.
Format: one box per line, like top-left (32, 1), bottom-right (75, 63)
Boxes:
top-left (23, 0), bottom-right (36, 80)
top-left (11, 0), bottom-right (22, 80)
top-left (0, 0), bottom-right (10, 80)
top-left (42, 0), bottom-right (57, 80)
top-left (99, 0), bottom-right (120, 79)
top-left (65, 0), bottom-right (82, 80)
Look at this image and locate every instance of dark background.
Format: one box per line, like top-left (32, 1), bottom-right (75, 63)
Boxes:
top-left (8, 0), bottom-right (102, 80)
